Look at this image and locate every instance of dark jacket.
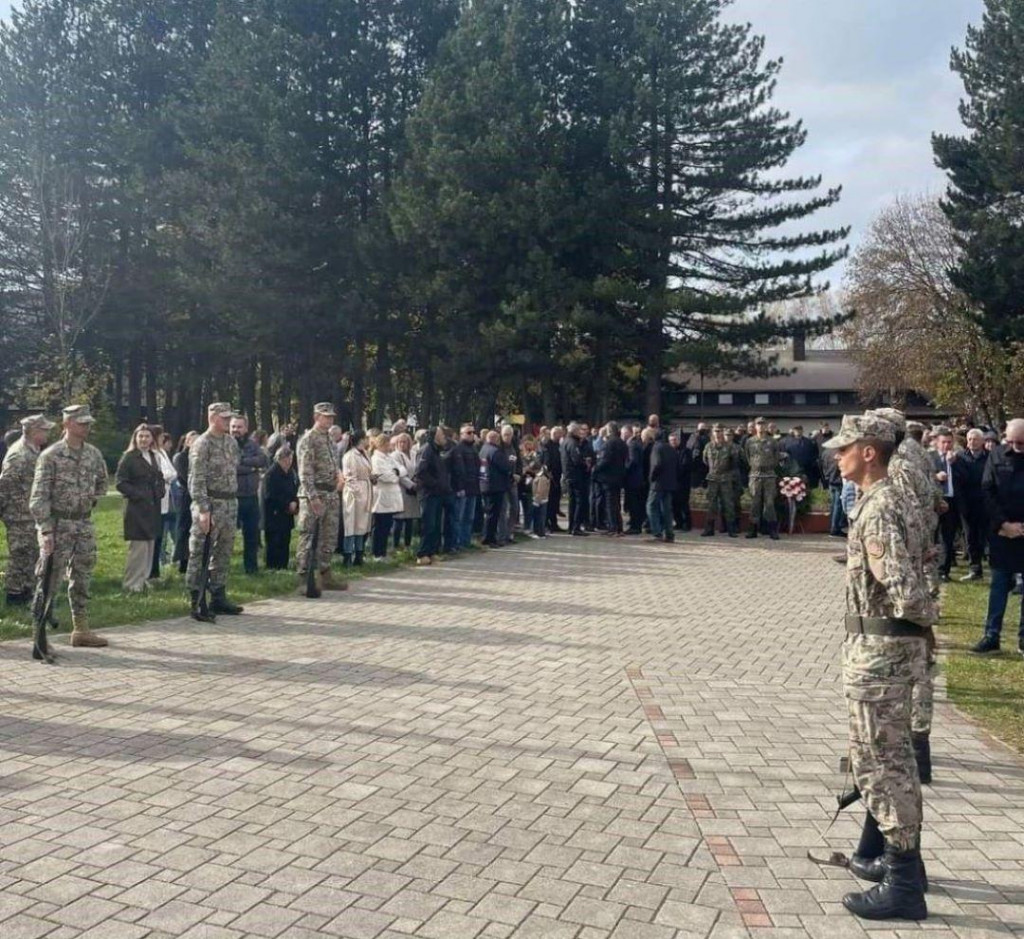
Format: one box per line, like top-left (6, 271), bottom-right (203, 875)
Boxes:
top-left (625, 437), bottom-right (644, 489)
top-left (264, 463), bottom-right (298, 533)
top-left (115, 449), bottom-right (165, 541)
top-left (173, 449), bottom-right (192, 531)
top-left (451, 439), bottom-right (481, 495)
top-left (593, 437), bottom-right (628, 488)
top-left (416, 438), bottom-right (451, 497)
top-left (783, 435), bottom-right (819, 481)
top-left (689, 430), bottom-right (711, 486)
top-left (562, 435), bottom-right (588, 486)
top-left (479, 441), bottom-right (512, 493)
top-left (235, 434), bottom-right (269, 498)
top-left (673, 442), bottom-right (693, 489)
top-left (982, 445), bottom-right (1024, 573)
top-left (649, 440), bottom-right (680, 493)
top-left (543, 438), bottom-right (562, 479)
top-left (956, 448), bottom-right (988, 510)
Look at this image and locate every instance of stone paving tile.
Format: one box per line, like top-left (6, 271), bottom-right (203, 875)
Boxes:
top-left (1, 534), bottom-right (1023, 937)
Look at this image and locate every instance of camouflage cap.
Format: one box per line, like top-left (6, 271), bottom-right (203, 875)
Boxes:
top-left (207, 402), bottom-right (236, 418)
top-left (933, 424), bottom-right (953, 436)
top-left (20, 413), bottom-right (56, 431)
top-left (866, 407), bottom-right (906, 432)
top-left (62, 404), bottom-right (95, 424)
top-left (314, 402), bottom-right (336, 417)
top-left (906, 420), bottom-right (925, 433)
top-left (822, 413), bottom-right (896, 450)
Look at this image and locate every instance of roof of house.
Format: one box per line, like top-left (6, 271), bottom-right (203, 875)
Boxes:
top-left (668, 348), bottom-right (860, 393)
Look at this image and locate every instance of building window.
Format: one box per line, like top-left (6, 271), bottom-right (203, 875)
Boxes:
top-left (755, 393), bottom-right (769, 405)
top-left (718, 393), bottom-right (733, 405)
top-left (828, 393), bottom-right (840, 405)
top-left (793, 393), bottom-right (807, 405)
top-left (685, 394), bottom-right (698, 405)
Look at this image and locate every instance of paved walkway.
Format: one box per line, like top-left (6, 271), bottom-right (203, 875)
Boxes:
top-left (0, 534), bottom-right (1021, 939)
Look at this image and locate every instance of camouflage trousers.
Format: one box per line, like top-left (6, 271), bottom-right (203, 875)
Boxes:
top-left (3, 519), bottom-right (39, 594)
top-left (296, 492), bottom-right (340, 575)
top-left (911, 658), bottom-right (936, 735)
top-left (843, 634), bottom-right (929, 850)
top-left (748, 476), bottom-right (777, 524)
top-left (41, 519), bottom-right (97, 620)
top-left (186, 498), bottom-right (237, 591)
top-left (705, 479), bottom-right (735, 525)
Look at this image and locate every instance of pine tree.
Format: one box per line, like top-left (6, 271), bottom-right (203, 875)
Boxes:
top-left (933, 0), bottom-right (1024, 343)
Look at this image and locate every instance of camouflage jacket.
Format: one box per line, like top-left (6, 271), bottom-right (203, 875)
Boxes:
top-left (297, 427), bottom-right (339, 500)
top-left (703, 441), bottom-right (736, 481)
top-left (899, 438), bottom-right (941, 508)
top-left (744, 436), bottom-right (780, 477)
top-left (188, 430), bottom-right (239, 512)
top-left (30, 438), bottom-right (108, 531)
top-left (888, 451), bottom-right (936, 556)
top-left (846, 477), bottom-right (937, 627)
top-left (0, 437), bottom-right (42, 523)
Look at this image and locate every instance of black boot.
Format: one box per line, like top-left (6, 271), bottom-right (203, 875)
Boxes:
top-left (209, 588), bottom-right (243, 615)
top-left (769, 522), bottom-right (780, 541)
top-left (843, 845), bottom-right (928, 921)
top-left (701, 524), bottom-right (715, 537)
top-left (354, 551), bottom-right (364, 567)
top-left (190, 590), bottom-right (216, 623)
top-left (849, 811), bottom-right (884, 881)
top-left (912, 732), bottom-right (932, 784)
top-left (745, 525), bottom-right (758, 539)
top-left (727, 522), bottom-right (739, 538)
top-left (342, 553), bottom-right (353, 569)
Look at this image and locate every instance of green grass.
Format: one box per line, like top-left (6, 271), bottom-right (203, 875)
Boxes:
top-left (939, 577), bottom-right (1024, 753)
top-left (0, 493), bottom-right (428, 643)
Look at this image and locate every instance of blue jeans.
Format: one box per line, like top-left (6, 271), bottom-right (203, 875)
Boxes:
top-left (418, 494), bottom-right (443, 558)
top-left (829, 484), bottom-right (847, 534)
top-left (237, 496), bottom-right (261, 573)
top-left (531, 502), bottom-right (547, 536)
top-left (456, 494), bottom-right (478, 549)
top-left (984, 568), bottom-right (1024, 641)
top-left (646, 491), bottom-right (674, 539)
top-left (343, 533), bottom-right (365, 556)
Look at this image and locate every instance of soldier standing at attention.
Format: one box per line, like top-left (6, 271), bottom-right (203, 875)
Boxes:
top-left (296, 403), bottom-right (347, 595)
top-left (1, 414), bottom-right (55, 605)
top-left (187, 403), bottom-right (244, 620)
top-left (701, 425), bottom-right (739, 537)
top-left (744, 416), bottom-right (780, 540)
top-left (29, 405), bottom-right (109, 648)
top-left (823, 414), bottom-right (933, 922)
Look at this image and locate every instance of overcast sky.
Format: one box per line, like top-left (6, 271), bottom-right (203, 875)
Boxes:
top-left (0, 0), bottom-right (983, 286)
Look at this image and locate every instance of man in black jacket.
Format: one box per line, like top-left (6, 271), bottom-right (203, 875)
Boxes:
top-left (543, 427), bottom-right (564, 532)
top-left (670, 430), bottom-right (693, 530)
top-left (579, 423), bottom-right (596, 530)
top-left (594, 421), bottom-right (628, 535)
top-left (451, 425), bottom-right (481, 550)
top-left (415, 426), bottom-right (451, 563)
top-left (956, 428), bottom-right (989, 581)
top-left (479, 429), bottom-right (512, 547)
top-left (972, 420), bottom-right (1024, 655)
top-left (624, 427), bottom-right (645, 534)
top-left (562, 423), bottom-right (590, 536)
top-left (647, 432), bottom-right (680, 542)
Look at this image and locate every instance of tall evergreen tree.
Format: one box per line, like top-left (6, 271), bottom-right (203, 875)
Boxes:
top-left (933, 0), bottom-right (1024, 343)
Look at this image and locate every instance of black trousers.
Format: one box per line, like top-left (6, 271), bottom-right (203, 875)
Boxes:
top-left (372, 512), bottom-right (395, 558)
top-left (237, 495), bottom-right (261, 573)
top-left (483, 491), bottom-right (504, 544)
top-left (569, 481), bottom-right (588, 533)
top-left (546, 480), bottom-right (562, 529)
top-left (672, 485), bottom-right (692, 529)
top-left (625, 486), bottom-right (645, 532)
top-left (939, 496), bottom-right (960, 575)
top-left (591, 481), bottom-right (607, 529)
top-left (604, 485), bottom-right (623, 533)
top-left (265, 527), bottom-right (292, 569)
top-left (961, 502), bottom-right (987, 573)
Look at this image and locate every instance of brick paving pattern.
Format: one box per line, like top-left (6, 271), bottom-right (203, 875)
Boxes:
top-left (1, 534), bottom-right (1021, 938)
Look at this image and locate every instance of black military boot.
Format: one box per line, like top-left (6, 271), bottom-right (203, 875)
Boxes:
top-left (190, 591), bottom-right (216, 623)
top-left (701, 523), bottom-right (715, 537)
top-left (209, 588), bottom-right (243, 615)
top-left (745, 525), bottom-right (758, 539)
top-left (354, 551), bottom-right (364, 567)
top-left (769, 521), bottom-right (780, 540)
top-left (912, 732), bottom-right (932, 784)
top-left (848, 811), bottom-right (885, 881)
top-left (843, 844), bottom-right (928, 921)
top-left (342, 553), bottom-right (353, 568)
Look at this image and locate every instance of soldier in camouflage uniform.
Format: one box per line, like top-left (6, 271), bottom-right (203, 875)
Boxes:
top-left (296, 403), bottom-right (347, 594)
top-left (187, 403), bottom-right (244, 620)
top-left (1, 414), bottom-right (55, 604)
top-left (824, 414), bottom-right (933, 922)
top-left (722, 428), bottom-right (744, 524)
top-left (870, 409), bottom-right (939, 783)
top-left (904, 420), bottom-right (944, 595)
top-left (744, 417), bottom-right (781, 539)
top-left (701, 425), bottom-right (739, 537)
top-left (29, 405), bottom-right (109, 648)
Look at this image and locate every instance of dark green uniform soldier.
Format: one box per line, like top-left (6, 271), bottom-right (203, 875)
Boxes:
top-left (701, 426), bottom-right (739, 537)
top-left (744, 417), bottom-right (781, 539)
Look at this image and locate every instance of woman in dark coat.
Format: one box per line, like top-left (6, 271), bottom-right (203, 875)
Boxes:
top-left (172, 431), bottom-right (197, 573)
top-left (263, 446), bottom-right (299, 569)
top-left (115, 424), bottom-right (166, 592)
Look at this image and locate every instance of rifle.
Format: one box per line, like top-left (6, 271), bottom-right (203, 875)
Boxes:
top-left (31, 548), bottom-right (57, 664)
top-left (305, 516), bottom-right (322, 598)
top-left (196, 531), bottom-right (215, 622)
top-left (807, 761), bottom-right (861, 869)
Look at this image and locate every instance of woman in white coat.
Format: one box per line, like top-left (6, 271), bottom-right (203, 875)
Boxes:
top-left (392, 432), bottom-right (420, 549)
top-left (341, 430), bottom-right (373, 565)
top-left (369, 434), bottom-right (406, 560)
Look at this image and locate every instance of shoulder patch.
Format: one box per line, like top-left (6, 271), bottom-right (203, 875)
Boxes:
top-left (865, 537), bottom-right (885, 559)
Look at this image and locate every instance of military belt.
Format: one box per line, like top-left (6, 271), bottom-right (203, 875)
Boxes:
top-left (845, 615), bottom-right (926, 638)
top-left (206, 490), bottom-right (237, 500)
top-left (314, 483), bottom-right (336, 493)
top-left (52, 510), bottom-right (90, 521)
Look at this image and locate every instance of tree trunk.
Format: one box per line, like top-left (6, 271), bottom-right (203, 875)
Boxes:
top-left (541, 374), bottom-right (557, 426)
top-left (144, 346), bottom-right (158, 422)
top-left (351, 339), bottom-right (366, 429)
top-left (239, 355), bottom-right (257, 425)
top-left (279, 364), bottom-right (293, 427)
top-left (259, 357), bottom-right (273, 430)
top-left (374, 337), bottom-right (392, 427)
top-left (127, 346), bottom-right (143, 426)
